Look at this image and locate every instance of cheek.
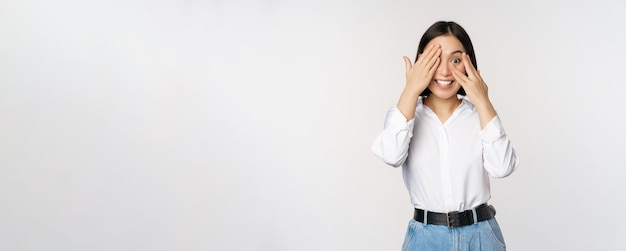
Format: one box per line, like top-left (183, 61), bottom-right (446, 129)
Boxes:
top-left (455, 64), bottom-right (466, 74)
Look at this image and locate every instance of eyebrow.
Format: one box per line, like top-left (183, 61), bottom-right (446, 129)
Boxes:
top-left (449, 50), bottom-right (464, 55)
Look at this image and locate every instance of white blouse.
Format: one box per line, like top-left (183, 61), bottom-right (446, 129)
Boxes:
top-left (371, 96), bottom-right (519, 213)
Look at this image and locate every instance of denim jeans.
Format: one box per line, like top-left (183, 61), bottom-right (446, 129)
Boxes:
top-left (401, 218), bottom-right (506, 251)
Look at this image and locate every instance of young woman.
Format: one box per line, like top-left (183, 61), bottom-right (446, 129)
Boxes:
top-left (371, 21), bottom-right (519, 250)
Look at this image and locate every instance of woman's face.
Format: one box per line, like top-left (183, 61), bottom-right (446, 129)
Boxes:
top-left (424, 35), bottom-right (467, 100)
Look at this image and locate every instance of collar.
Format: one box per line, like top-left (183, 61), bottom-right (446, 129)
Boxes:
top-left (418, 95), bottom-right (476, 112)
top-left (458, 95), bottom-right (476, 111)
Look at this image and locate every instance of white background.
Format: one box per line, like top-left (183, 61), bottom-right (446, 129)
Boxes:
top-left (2, 0), bottom-right (626, 250)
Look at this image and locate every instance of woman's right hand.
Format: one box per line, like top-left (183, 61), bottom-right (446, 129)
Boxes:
top-left (403, 44), bottom-right (441, 94)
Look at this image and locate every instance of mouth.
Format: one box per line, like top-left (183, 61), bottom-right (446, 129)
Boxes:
top-left (435, 80), bottom-right (454, 87)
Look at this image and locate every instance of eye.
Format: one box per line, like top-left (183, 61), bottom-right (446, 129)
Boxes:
top-left (450, 57), bottom-right (461, 64)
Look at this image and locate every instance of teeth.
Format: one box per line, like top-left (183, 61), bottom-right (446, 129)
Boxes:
top-left (436, 80), bottom-right (452, 86)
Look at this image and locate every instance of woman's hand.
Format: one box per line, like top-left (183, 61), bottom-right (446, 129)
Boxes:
top-left (450, 53), bottom-right (490, 108)
top-left (451, 53), bottom-right (496, 129)
top-left (403, 44), bottom-right (441, 95)
top-left (396, 44), bottom-right (441, 120)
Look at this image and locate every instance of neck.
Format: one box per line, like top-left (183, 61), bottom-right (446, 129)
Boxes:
top-left (423, 95), bottom-right (462, 115)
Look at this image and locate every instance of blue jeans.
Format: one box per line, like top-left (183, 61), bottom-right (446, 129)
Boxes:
top-left (401, 218), bottom-right (506, 251)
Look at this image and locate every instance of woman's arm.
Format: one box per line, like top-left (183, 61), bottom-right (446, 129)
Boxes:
top-left (372, 45), bottom-right (442, 166)
top-left (398, 44), bottom-right (441, 120)
top-left (480, 116), bottom-right (519, 178)
top-left (451, 53), bottom-right (519, 177)
top-left (371, 107), bottom-right (415, 167)
top-left (450, 52), bottom-right (496, 129)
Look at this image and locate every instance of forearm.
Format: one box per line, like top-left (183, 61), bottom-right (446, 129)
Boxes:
top-left (372, 106), bottom-right (416, 167)
top-left (473, 98), bottom-right (497, 130)
top-left (480, 115), bottom-right (519, 178)
top-left (371, 128), bottom-right (412, 167)
top-left (397, 87), bottom-right (422, 121)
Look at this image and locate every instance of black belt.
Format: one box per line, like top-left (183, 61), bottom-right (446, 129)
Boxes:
top-left (413, 204), bottom-right (496, 228)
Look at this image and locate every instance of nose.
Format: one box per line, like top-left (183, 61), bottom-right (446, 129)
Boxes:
top-left (437, 60), bottom-right (451, 77)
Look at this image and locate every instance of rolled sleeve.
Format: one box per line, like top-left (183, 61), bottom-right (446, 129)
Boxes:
top-left (480, 115), bottom-right (505, 143)
top-left (479, 115), bottom-right (519, 178)
top-left (371, 106), bottom-right (415, 167)
top-left (384, 106), bottom-right (415, 131)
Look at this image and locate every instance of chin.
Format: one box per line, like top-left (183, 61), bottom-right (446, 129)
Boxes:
top-left (429, 89), bottom-right (460, 100)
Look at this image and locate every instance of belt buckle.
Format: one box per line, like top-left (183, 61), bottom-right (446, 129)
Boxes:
top-left (446, 211), bottom-right (460, 228)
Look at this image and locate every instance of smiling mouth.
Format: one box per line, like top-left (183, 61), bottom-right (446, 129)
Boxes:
top-left (436, 80), bottom-right (453, 86)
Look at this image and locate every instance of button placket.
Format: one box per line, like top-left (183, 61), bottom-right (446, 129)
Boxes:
top-left (439, 125), bottom-right (454, 210)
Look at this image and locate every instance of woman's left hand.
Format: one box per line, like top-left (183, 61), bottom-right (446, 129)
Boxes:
top-left (450, 53), bottom-right (490, 107)
top-left (451, 52), bottom-right (496, 129)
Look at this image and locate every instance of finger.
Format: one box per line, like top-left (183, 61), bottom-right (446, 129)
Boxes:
top-left (419, 44), bottom-right (439, 66)
top-left (428, 57), bottom-right (441, 76)
top-left (415, 46), bottom-right (430, 64)
top-left (424, 47), bottom-right (441, 70)
top-left (451, 64), bottom-right (469, 86)
top-left (462, 53), bottom-right (479, 79)
top-left (403, 56), bottom-right (412, 73)
top-left (420, 44), bottom-right (440, 67)
top-left (450, 66), bottom-right (462, 83)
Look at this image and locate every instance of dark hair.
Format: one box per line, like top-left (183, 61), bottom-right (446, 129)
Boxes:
top-left (415, 21), bottom-right (477, 96)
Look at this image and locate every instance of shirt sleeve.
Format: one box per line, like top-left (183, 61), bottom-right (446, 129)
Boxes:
top-left (480, 115), bottom-right (520, 178)
top-left (371, 106), bottom-right (415, 167)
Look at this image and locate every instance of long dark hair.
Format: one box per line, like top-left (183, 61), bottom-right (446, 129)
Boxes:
top-left (415, 21), bottom-right (477, 96)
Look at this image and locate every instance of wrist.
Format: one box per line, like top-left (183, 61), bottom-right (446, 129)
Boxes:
top-left (469, 96), bottom-right (491, 108)
top-left (404, 84), bottom-right (426, 96)
top-left (474, 100), bottom-right (496, 115)
top-left (401, 87), bottom-right (423, 100)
